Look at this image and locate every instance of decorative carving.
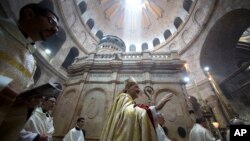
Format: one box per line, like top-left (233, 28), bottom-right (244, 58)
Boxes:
top-left (169, 43), bottom-right (176, 51)
top-left (69, 12), bottom-right (77, 28)
top-left (151, 73), bottom-right (170, 78)
top-left (119, 74), bottom-right (143, 81)
top-left (182, 30), bottom-right (189, 44)
top-left (61, 90), bottom-right (77, 118)
top-left (194, 8), bottom-right (203, 26)
top-left (89, 73), bottom-right (112, 77)
top-left (80, 31), bottom-right (87, 44)
top-left (81, 90), bottom-right (106, 138)
top-left (86, 97), bottom-right (99, 119)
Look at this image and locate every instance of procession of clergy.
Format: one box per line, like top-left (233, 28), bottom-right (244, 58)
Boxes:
top-left (0, 2), bottom-right (228, 141)
top-left (0, 75), bottom-right (223, 141)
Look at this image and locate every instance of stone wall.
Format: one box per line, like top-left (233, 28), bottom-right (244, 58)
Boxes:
top-left (53, 51), bottom-right (194, 141)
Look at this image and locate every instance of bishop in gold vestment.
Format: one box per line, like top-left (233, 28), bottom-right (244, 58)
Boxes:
top-left (100, 77), bottom-right (173, 141)
top-left (100, 93), bottom-right (157, 141)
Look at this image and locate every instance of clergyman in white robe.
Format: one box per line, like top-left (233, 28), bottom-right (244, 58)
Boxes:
top-left (63, 127), bottom-right (85, 141)
top-left (189, 123), bottom-right (221, 141)
top-left (18, 98), bottom-right (55, 141)
top-left (150, 106), bottom-right (171, 141)
top-left (63, 117), bottom-right (85, 141)
top-left (156, 124), bottom-right (171, 141)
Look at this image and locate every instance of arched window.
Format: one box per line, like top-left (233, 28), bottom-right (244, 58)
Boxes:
top-left (153, 38), bottom-right (160, 47)
top-left (79, 1), bottom-right (87, 14)
top-left (183, 0), bottom-right (193, 12)
top-left (141, 43), bottom-right (148, 51)
top-left (174, 17), bottom-right (183, 29)
top-left (129, 44), bottom-right (136, 52)
top-left (96, 30), bottom-right (103, 39)
top-left (86, 18), bottom-right (95, 30)
top-left (61, 47), bottom-right (79, 70)
top-left (33, 66), bottom-right (41, 84)
top-left (164, 30), bottom-right (172, 40)
top-left (41, 27), bottom-right (66, 59)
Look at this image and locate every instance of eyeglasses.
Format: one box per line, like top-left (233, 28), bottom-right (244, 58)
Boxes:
top-left (42, 14), bottom-right (58, 27)
top-left (48, 16), bottom-right (58, 27)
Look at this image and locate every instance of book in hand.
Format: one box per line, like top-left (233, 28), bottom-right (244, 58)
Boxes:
top-left (17, 82), bottom-right (62, 100)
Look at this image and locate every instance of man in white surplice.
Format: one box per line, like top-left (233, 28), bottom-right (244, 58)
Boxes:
top-left (189, 116), bottom-right (221, 141)
top-left (152, 112), bottom-right (171, 141)
top-left (63, 117), bottom-right (85, 141)
top-left (18, 96), bottom-right (56, 141)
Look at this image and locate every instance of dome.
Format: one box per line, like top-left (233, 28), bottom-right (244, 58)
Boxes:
top-left (97, 35), bottom-right (126, 52)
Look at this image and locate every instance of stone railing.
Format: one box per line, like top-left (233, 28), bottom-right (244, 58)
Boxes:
top-left (75, 51), bottom-right (179, 63)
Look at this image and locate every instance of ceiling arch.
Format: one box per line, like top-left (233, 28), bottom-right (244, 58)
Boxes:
top-left (200, 9), bottom-right (250, 83)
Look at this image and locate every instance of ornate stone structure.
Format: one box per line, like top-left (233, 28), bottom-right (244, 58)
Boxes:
top-left (97, 35), bottom-right (126, 52)
top-left (53, 50), bottom-right (194, 141)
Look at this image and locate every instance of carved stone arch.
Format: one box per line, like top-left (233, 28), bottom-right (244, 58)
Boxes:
top-left (53, 87), bottom-right (79, 135)
top-left (200, 9), bottom-right (250, 84)
top-left (79, 88), bottom-right (107, 138)
top-left (63, 88), bottom-right (77, 98)
top-left (169, 43), bottom-right (176, 51)
top-left (60, 88), bottom-right (78, 115)
top-left (154, 89), bottom-right (178, 122)
top-left (154, 88), bottom-right (177, 99)
top-left (193, 8), bottom-right (203, 26)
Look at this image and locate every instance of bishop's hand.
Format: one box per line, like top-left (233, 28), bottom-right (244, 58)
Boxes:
top-left (155, 93), bottom-right (173, 111)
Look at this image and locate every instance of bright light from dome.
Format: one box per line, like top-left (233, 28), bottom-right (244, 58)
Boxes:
top-left (125, 0), bottom-right (144, 9)
top-left (45, 49), bottom-right (51, 55)
top-left (204, 66), bottom-right (210, 72)
top-left (183, 77), bottom-right (190, 82)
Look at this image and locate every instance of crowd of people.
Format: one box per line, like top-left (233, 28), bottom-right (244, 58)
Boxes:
top-left (0, 2), bottom-right (244, 141)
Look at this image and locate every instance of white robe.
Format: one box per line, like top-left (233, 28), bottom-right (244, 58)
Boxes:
top-left (149, 106), bottom-right (171, 141)
top-left (19, 107), bottom-right (54, 141)
top-left (63, 127), bottom-right (85, 141)
top-left (156, 124), bottom-right (171, 141)
top-left (0, 17), bottom-right (36, 93)
top-left (0, 17), bottom-right (36, 129)
top-left (189, 123), bottom-right (221, 141)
